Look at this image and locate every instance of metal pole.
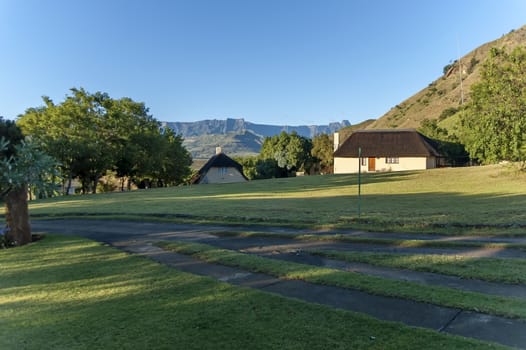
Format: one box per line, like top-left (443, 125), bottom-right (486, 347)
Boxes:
top-left (358, 147), bottom-right (361, 218)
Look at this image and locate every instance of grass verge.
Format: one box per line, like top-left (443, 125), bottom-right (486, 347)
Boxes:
top-left (212, 230), bottom-right (526, 251)
top-left (0, 235), bottom-right (505, 350)
top-left (307, 250), bottom-right (526, 284)
top-left (157, 241), bottom-right (526, 320)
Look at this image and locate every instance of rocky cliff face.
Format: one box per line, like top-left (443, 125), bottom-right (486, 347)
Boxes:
top-left (161, 118), bottom-right (350, 159)
top-left (162, 118), bottom-right (350, 138)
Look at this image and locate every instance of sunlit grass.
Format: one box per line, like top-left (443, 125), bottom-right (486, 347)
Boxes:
top-left (307, 250), bottom-right (526, 284)
top-left (0, 235), bottom-right (503, 350)
top-left (21, 164), bottom-right (526, 234)
top-left (158, 241), bottom-right (526, 319)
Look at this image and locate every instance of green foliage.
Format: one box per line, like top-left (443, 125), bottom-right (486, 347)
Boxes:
top-left (4, 141), bottom-right (60, 198)
top-left (234, 156), bottom-right (284, 180)
top-left (460, 46), bottom-right (526, 164)
top-left (0, 118), bottom-right (59, 198)
top-left (311, 133), bottom-right (333, 173)
top-left (0, 117), bottom-right (24, 158)
top-left (438, 107), bottom-right (459, 121)
top-left (259, 131), bottom-right (314, 176)
top-left (418, 119), bottom-right (469, 166)
top-left (17, 87), bottom-right (192, 193)
top-left (443, 60), bottom-right (457, 75)
top-left (467, 57), bottom-right (480, 74)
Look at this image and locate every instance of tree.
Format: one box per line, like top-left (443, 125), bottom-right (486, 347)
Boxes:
top-left (260, 131), bottom-right (314, 176)
top-left (17, 87), bottom-right (193, 192)
top-left (234, 156), bottom-right (282, 180)
top-left (0, 118), bottom-right (59, 247)
top-left (153, 128), bottom-right (193, 185)
top-left (460, 46), bottom-right (526, 164)
top-left (418, 119), bottom-right (469, 166)
top-left (311, 133), bottom-right (334, 173)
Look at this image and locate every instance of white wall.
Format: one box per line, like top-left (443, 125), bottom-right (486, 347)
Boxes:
top-left (200, 167), bottom-right (247, 184)
top-left (334, 157), bottom-right (436, 174)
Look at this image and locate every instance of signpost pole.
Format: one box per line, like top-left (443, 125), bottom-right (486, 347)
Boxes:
top-left (358, 147), bottom-right (361, 218)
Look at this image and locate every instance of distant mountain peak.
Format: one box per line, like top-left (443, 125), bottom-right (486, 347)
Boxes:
top-left (162, 118), bottom-right (350, 138)
top-left (161, 118), bottom-right (351, 159)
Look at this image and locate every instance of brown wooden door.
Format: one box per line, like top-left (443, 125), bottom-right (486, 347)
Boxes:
top-left (368, 157), bottom-right (375, 172)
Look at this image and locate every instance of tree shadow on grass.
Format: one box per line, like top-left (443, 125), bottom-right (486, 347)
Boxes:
top-left (0, 237), bottom-right (493, 350)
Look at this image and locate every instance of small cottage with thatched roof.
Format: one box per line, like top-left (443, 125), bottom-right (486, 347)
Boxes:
top-left (191, 147), bottom-right (248, 184)
top-left (333, 129), bottom-right (441, 174)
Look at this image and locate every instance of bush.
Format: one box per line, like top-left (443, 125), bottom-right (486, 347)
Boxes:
top-left (438, 107), bottom-right (459, 121)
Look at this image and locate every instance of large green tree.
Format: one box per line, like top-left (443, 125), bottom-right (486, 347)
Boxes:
top-left (311, 133), bottom-right (334, 173)
top-left (460, 46), bottom-right (526, 164)
top-left (260, 131), bottom-right (313, 176)
top-left (17, 88), bottom-right (192, 193)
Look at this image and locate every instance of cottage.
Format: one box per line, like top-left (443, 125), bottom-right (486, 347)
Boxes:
top-left (333, 129), bottom-right (441, 174)
top-left (192, 147), bottom-right (248, 184)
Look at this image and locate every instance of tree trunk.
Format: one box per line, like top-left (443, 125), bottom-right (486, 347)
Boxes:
top-left (4, 186), bottom-right (31, 246)
top-left (92, 175), bottom-right (99, 194)
top-left (65, 174), bottom-right (73, 195)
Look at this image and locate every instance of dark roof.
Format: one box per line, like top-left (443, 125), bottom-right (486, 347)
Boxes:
top-left (334, 129), bottom-right (441, 158)
top-left (191, 152), bottom-right (248, 184)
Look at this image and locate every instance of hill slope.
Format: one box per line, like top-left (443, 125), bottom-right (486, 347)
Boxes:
top-left (367, 25), bottom-right (526, 130)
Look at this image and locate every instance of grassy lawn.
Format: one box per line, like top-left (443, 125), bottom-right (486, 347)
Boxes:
top-left (0, 235), bottom-right (506, 350)
top-left (24, 164), bottom-right (526, 235)
top-left (158, 241), bottom-right (526, 319)
top-left (308, 250), bottom-right (526, 284)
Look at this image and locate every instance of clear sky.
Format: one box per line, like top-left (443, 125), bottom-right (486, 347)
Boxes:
top-left (1, 0), bottom-right (525, 126)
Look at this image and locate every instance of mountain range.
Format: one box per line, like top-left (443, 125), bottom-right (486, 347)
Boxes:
top-left (162, 119), bottom-right (350, 159)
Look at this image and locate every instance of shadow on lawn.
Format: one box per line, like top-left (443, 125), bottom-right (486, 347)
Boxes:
top-left (210, 190), bottom-right (526, 230)
top-left (3, 237), bottom-right (442, 350)
top-left (266, 171), bottom-right (419, 193)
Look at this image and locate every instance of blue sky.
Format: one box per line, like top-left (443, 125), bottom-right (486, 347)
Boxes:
top-left (1, 0), bottom-right (525, 126)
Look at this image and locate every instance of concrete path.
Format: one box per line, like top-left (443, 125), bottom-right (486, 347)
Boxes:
top-left (269, 251), bottom-right (526, 300)
top-left (32, 220), bottom-right (526, 349)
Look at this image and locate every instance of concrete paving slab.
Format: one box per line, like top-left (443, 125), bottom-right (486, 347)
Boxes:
top-left (270, 252), bottom-right (526, 300)
top-left (130, 243), bottom-right (526, 349)
top-left (445, 311), bottom-right (526, 349)
top-left (258, 279), bottom-right (459, 330)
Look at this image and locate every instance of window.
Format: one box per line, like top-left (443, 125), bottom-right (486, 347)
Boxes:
top-left (360, 158), bottom-right (367, 166)
top-left (385, 157), bottom-right (399, 164)
top-left (218, 167), bottom-right (228, 176)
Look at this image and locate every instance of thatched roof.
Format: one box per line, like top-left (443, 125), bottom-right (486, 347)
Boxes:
top-left (334, 129), bottom-right (440, 158)
top-left (191, 152), bottom-right (247, 184)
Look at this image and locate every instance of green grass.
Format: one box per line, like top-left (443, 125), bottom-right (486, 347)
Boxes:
top-left (158, 240), bottom-right (526, 320)
top-left (212, 230), bottom-right (526, 251)
top-left (22, 164), bottom-right (526, 235)
top-left (0, 235), bottom-right (506, 350)
top-left (308, 250), bottom-right (526, 284)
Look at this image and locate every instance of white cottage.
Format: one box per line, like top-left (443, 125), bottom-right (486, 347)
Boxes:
top-left (333, 129), bottom-right (441, 174)
top-left (191, 148), bottom-right (248, 184)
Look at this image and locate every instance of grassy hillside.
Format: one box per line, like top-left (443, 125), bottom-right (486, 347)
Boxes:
top-left (367, 25), bottom-right (526, 130)
top-left (25, 164), bottom-right (526, 235)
